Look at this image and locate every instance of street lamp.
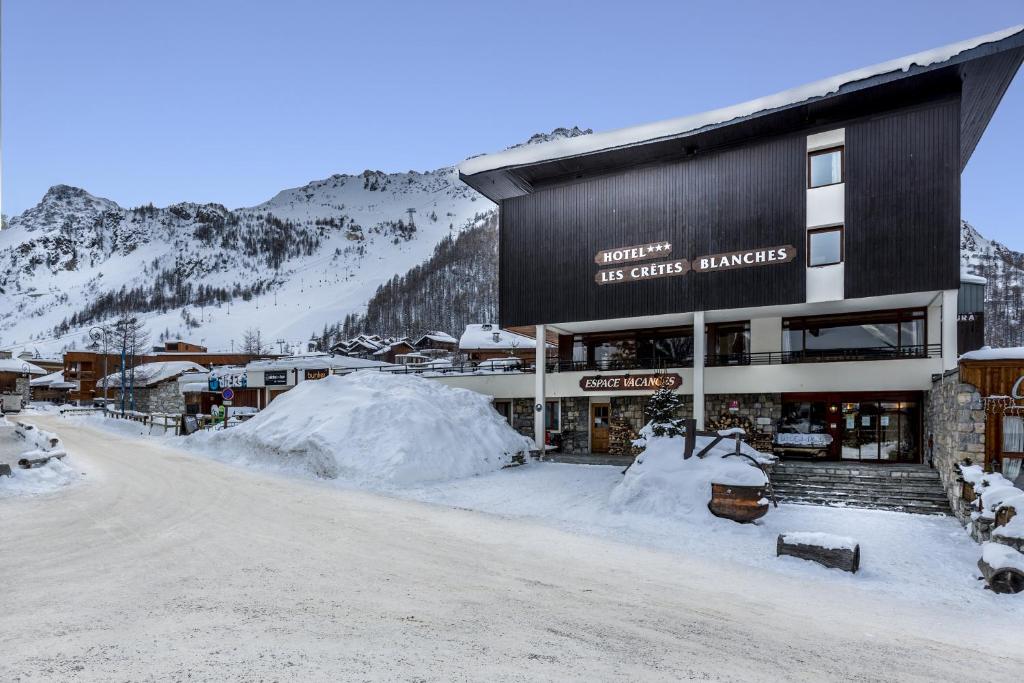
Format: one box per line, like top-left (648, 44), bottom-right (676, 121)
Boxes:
top-left (89, 326), bottom-right (109, 409)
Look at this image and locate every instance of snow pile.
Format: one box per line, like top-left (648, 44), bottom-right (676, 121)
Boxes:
top-left (459, 324), bottom-right (541, 351)
top-left (0, 420), bottom-right (79, 497)
top-left (609, 424), bottom-right (771, 518)
top-left (959, 346), bottom-right (1024, 362)
top-left (981, 542), bottom-right (1024, 572)
top-left (0, 456), bottom-right (79, 497)
top-left (184, 371), bottom-right (533, 486)
top-left (780, 531), bottom-right (858, 551)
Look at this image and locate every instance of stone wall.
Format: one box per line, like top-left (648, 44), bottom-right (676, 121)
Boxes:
top-left (559, 397), bottom-right (590, 454)
top-left (134, 381), bottom-right (187, 415)
top-left (511, 398), bottom-right (535, 440)
top-left (926, 369), bottom-right (985, 523)
top-left (16, 377), bottom-right (30, 404)
top-left (705, 393), bottom-right (782, 433)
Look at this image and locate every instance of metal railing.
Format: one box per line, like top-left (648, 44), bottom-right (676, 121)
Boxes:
top-left (366, 344), bottom-right (942, 377)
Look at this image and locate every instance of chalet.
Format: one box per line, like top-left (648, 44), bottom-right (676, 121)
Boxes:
top-left (458, 324), bottom-right (552, 363)
top-left (97, 361), bottom-right (207, 414)
top-left (0, 358), bottom-right (46, 412)
top-left (412, 331), bottom-right (458, 353)
top-left (29, 371), bottom-right (77, 404)
top-left (433, 27), bottom-right (1024, 466)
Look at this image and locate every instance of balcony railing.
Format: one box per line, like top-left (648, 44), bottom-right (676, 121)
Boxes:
top-left (370, 344), bottom-right (942, 377)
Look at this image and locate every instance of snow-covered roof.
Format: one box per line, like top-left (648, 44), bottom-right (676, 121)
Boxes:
top-left (247, 354), bottom-right (392, 372)
top-left (0, 358), bottom-right (47, 375)
top-left (459, 324), bottom-right (539, 351)
top-left (960, 271), bottom-right (987, 285)
top-left (414, 331), bottom-right (458, 345)
top-left (99, 361), bottom-right (208, 388)
top-left (459, 26), bottom-right (1024, 177)
top-left (959, 346), bottom-right (1024, 362)
top-left (30, 370), bottom-right (73, 388)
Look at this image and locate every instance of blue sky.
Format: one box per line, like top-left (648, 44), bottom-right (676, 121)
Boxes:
top-left (3, 1), bottom-right (1022, 247)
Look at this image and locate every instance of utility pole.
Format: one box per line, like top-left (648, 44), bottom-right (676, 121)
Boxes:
top-left (406, 207), bottom-right (416, 228)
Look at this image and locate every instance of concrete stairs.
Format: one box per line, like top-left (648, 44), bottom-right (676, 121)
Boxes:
top-left (770, 461), bottom-right (951, 515)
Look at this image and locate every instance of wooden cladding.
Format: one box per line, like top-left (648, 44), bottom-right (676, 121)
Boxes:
top-left (844, 98), bottom-right (960, 298)
top-left (499, 133), bottom-right (807, 327)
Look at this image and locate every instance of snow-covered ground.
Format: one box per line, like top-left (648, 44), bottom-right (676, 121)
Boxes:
top-left (54, 407), bottom-right (1022, 618)
top-left (3, 414), bottom-right (1021, 680)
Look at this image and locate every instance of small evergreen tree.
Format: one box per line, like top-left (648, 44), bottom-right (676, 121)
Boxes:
top-left (646, 385), bottom-right (684, 438)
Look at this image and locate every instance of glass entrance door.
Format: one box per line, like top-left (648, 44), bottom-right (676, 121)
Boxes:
top-left (840, 400), bottom-right (919, 462)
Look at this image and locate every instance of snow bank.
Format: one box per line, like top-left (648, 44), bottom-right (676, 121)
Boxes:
top-left (0, 456), bottom-right (79, 496)
top-left (183, 371), bottom-right (533, 486)
top-left (981, 542), bottom-right (1024, 572)
top-left (609, 425), bottom-right (770, 518)
top-left (781, 531), bottom-right (857, 551)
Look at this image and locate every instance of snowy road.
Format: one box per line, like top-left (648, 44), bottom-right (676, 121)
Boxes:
top-left (2, 416), bottom-right (1021, 681)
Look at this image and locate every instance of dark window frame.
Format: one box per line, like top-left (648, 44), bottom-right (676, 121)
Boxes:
top-left (807, 145), bottom-right (845, 189)
top-left (807, 225), bottom-right (844, 267)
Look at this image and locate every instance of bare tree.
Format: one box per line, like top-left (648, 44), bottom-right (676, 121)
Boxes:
top-left (240, 327), bottom-right (267, 355)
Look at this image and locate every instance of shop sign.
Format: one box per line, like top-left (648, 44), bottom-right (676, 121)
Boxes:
top-left (691, 245), bottom-right (797, 272)
top-left (593, 241), bottom-right (796, 286)
top-left (578, 373), bottom-right (683, 392)
top-left (595, 259), bottom-right (689, 285)
top-left (264, 370), bottom-right (288, 386)
top-left (304, 368), bottom-right (330, 381)
top-left (594, 241), bottom-right (673, 265)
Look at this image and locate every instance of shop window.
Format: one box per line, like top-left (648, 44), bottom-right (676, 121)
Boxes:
top-left (545, 400), bottom-right (560, 431)
top-left (808, 146), bottom-right (844, 188)
top-left (778, 401), bottom-right (829, 435)
top-left (808, 226), bottom-right (843, 267)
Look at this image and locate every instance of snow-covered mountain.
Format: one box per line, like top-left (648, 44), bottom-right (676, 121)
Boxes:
top-left (0, 128), bottom-right (590, 355)
top-left (960, 220), bottom-right (1024, 347)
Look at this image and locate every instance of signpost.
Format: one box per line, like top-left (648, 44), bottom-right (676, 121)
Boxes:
top-left (221, 388), bottom-right (234, 428)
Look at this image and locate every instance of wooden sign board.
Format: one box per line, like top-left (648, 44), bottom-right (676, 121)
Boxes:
top-left (594, 241), bottom-right (672, 265)
top-left (579, 373), bottom-right (683, 392)
top-left (692, 245), bottom-right (796, 272)
top-left (595, 259), bottom-right (689, 285)
top-left (304, 368), bottom-right (330, 381)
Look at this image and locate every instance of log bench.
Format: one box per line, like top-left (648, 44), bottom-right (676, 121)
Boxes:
top-left (777, 532), bottom-right (860, 573)
top-left (978, 543), bottom-right (1024, 594)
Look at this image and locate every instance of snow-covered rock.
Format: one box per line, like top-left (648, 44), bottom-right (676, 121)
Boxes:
top-left (183, 371), bottom-right (532, 486)
top-left (609, 425), bottom-right (771, 518)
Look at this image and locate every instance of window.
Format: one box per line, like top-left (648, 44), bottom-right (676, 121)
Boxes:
top-left (545, 400), bottom-right (560, 431)
top-left (493, 401), bottom-right (511, 424)
top-left (783, 309), bottom-right (927, 360)
top-left (706, 322), bottom-right (750, 365)
top-left (1004, 416), bottom-right (1024, 453)
top-left (808, 146), bottom-right (844, 188)
top-left (808, 226), bottom-right (843, 267)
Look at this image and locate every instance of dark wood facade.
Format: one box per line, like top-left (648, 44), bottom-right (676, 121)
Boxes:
top-left (844, 97), bottom-right (961, 299)
top-left (499, 132), bottom-right (808, 326)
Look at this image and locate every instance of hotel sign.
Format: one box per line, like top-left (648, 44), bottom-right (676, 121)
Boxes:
top-left (578, 373), bottom-right (683, 392)
top-left (594, 241), bottom-right (795, 285)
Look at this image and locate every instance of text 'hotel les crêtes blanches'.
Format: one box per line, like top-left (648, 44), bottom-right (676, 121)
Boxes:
top-left (594, 241), bottom-right (797, 284)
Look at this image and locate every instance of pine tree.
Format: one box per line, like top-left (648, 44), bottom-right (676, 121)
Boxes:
top-left (646, 386), bottom-right (684, 438)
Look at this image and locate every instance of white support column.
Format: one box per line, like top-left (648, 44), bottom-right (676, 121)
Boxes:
top-left (941, 288), bottom-right (958, 371)
top-left (534, 324), bottom-right (547, 451)
top-left (692, 311), bottom-right (706, 430)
